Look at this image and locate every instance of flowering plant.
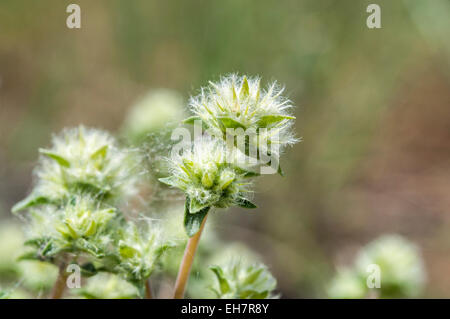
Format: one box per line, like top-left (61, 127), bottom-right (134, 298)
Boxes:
top-left (11, 74), bottom-right (297, 299)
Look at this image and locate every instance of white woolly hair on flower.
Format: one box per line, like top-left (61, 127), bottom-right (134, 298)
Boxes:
top-left (14, 126), bottom-right (140, 211)
top-left (160, 137), bottom-right (254, 213)
top-left (188, 74), bottom-right (298, 154)
top-left (26, 205), bottom-right (61, 242)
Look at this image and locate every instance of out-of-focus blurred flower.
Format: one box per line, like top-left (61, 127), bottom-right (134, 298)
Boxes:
top-left (0, 222), bottom-right (23, 276)
top-left (77, 272), bottom-right (138, 299)
top-left (354, 235), bottom-right (426, 298)
top-left (0, 287), bottom-right (31, 299)
top-left (13, 126), bottom-right (139, 212)
top-left (17, 260), bottom-right (58, 292)
top-left (209, 260), bottom-right (277, 299)
top-left (122, 89), bottom-right (186, 143)
top-left (327, 268), bottom-right (366, 299)
top-left (328, 234), bottom-right (426, 298)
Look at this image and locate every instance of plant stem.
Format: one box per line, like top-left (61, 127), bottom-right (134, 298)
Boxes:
top-left (173, 213), bottom-right (208, 299)
top-left (51, 260), bottom-right (68, 299)
top-left (145, 280), bottom-right (153, 299)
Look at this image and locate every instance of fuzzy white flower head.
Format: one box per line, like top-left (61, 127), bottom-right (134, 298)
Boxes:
top-left (23, 195), bottom-right (116, 260)
top-left (55, 195), bottom-right (116, 241)
top-left (160, 137), bottom-right (255, 215)
top-left (116, 220), bottom-right (171, 286)
top-left (188, 74), bottom-right (298, 162)
top-left (13, 126), bottom-right (139, 212)
top-left (355, 235), bottom-right (426, 298)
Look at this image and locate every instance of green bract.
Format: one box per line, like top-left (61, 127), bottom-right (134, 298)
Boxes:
top-left (13, 126), bottom-right (138, 212)
top-left (187, 74), bottom-right (297, 163)
top-left (209, 261), bottom-right (277, 299)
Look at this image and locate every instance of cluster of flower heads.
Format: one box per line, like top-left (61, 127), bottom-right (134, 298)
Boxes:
top-left (161, 74), bottom-right (298, 236)
top-left (13, 126), bottom-right (170, 297)
top-left (328, 235), bottom-right (426, 298)
top-left (11, 74), bottom-right (293, 299)
top-left (209, 260), bottom-right (277, 299)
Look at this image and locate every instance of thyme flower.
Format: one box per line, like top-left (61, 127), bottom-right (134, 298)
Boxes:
top-left (160, 138), bottom-right (255, 215)
top-left (187, 74), bottom-right (298, 163)
top-left (13, 126), bottom-right (138, 212)
top-left (116, 221), bottom-right (171, 287)
top-left (23, 196), bottom-right (117, 261)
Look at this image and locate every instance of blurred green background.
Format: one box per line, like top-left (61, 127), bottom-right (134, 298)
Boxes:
top-left (1, 0), bottom-right (450, 298)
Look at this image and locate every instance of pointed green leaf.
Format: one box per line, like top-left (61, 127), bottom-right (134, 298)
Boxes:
top-left (80, 262), bottom-right (98, 277)
top-left (236, 198), bottom-right (257, 209)
top-left (189, 197), bottom-right (209, 214)
top-left (158, 177), bottom-right (178, 187)
top-left (12, 195), bottom-right (51, 213)
top-left (184, 197), bottom-right (210, 237)
top-left (17, 252), bottom-right (39, 261)
top-left (233, 166), bottom-right (260, 178)
top-left (243, 171), bottom-right (260, 178)
top-left (277, 163), bottom-right (285, 177)
top-left (243, 268), bottom-right (264, 285)
top-left (218, 117), bottom-right (246, 130)
top-left (90, 145), bottom-right (108, 160)
top-left (183, 116), bottom-right (201, 125)
top-left (119, 245), bottom-right (139, 259)
top-left (240, 76), bottom-right (250, 99)
top-left (257, 115), bottom-right (295, 128)
top-left (39, 149), bottom-right (71, 167)
top-left (209, 265), bottom-right (231, 294)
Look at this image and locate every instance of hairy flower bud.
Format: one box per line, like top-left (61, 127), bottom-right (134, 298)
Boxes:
top-left (56, 196), bottom-right (115, 241)
top-left (159, 138), bottom-right (255, 214)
